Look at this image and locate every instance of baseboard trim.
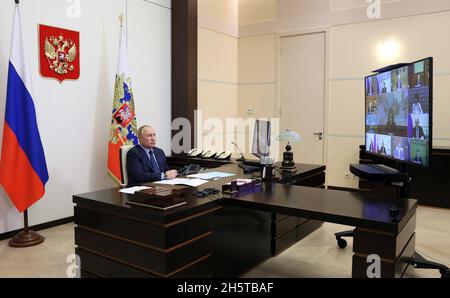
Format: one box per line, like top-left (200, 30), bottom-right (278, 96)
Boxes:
top-left (0, 217), bottom-right (74, 241)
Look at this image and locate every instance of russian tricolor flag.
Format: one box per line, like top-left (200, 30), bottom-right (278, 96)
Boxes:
top-left (0, 4), bottom-right (49, 213)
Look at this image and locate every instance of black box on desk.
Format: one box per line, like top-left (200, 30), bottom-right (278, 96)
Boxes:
top-left (222, 179), bottom-right (262, 195)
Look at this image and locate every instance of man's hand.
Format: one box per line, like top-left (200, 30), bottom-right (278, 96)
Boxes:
top-left (165, 170), bottom-right (178, 180)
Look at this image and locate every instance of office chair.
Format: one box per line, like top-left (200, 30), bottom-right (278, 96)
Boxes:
top-left (119, 145), bottom-right (135, 187)
top-left (335, 230), bottom-right (353, 249)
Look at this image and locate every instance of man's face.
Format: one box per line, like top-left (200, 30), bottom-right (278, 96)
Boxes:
top-left (415, 120), bottom-right (419, 127)
top-left (139, 127), bottom-right (157, 149)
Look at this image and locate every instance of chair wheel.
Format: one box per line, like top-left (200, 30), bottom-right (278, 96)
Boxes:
top-left (337, 239), bottom-right (347, 249)
top-left (440, 269), bottom-right (450, 279)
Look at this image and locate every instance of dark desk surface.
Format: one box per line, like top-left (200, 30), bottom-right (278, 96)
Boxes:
top-left (74, 163), bottom-right (325, 224)
top-left (224, 183), bottom-right (417, 234)
top-left (74, 163), bottom-right (416, 234)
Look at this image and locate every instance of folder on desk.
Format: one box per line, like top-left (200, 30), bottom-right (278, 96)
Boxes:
top-left (126, 187), bottom-right (187, 211)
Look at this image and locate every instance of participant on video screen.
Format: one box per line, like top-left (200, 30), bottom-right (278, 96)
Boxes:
top-left (413, 150), bottom-right (423, 165)
top-left (396, 73), bottom-right (403, 90)
top-left (378, 72), bottom-right (392, 95)
top-left (394, 144), bottom-right (405, 160)
top-left (409, 60), bottom-right (430, 88)
top-left (393, 67), bottom-right (408, 91)
top-left (386, 108), bottom-right (397, 134)
top-left (392, 137), bottom-right (409, 161)
top-left (412, 118), bottom-right (426, 140)
top-left (366, 133), bottom-right (376, 153)
top-left (367, 77), bottom-right (377, 96)
top-left (381, 81), bottom-right (388, 94)
top-left (412, 93), bottom-right (424, 114)
top-left (378, 141), bottom-right (387, 156)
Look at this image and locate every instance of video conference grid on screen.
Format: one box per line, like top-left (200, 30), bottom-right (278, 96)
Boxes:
top-left (365, 58), bottom-right (431, 167)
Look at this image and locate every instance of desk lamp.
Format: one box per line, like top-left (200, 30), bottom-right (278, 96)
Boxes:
top-left (278, 129), bottom-right (301, 172)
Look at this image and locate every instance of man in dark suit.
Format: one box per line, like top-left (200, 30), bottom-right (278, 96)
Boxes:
top-left (126, 125), bottom-right (178, 186)
top-left (413, 150), bottom-right (423, 165)
top-left (378, 141), bottom-right (387, 156)
top-left (381, 82), bottom-right (387, 94)
top-left (413, 119), bottom-right (425, 140)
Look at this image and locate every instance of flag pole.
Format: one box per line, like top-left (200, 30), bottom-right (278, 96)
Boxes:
top-left (6, 0), bottom-right (45, 248)
top-left (9, 210), bottom-right (45, 247)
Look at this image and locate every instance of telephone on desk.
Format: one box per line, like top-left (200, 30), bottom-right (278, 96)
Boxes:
top-left (187, 148), bottom-right (203, 157)
top-left (203, 150), bottom-right (232, 160)
top-left (215, 151), bottom-right (232, 160)
top-left (179, 164), bottom-right (201, 176)
top-left (201, 149), bottom-right (217, 159)
top-left (187, 148), bottom-right (232, 160)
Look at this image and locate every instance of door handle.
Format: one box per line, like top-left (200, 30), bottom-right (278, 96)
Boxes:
top-left (313, 132), bottom-right (323, 140)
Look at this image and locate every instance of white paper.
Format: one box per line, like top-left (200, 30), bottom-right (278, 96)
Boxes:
top-left (154, 178), bottom-right (208, 187)
top-left (187, 172), bottom-right (235, 180)
top-left (119, 186), bottom-right (151, 194)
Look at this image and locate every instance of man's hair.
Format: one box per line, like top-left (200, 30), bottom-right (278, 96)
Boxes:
top-left (138, 125), bottom-right (153, 137)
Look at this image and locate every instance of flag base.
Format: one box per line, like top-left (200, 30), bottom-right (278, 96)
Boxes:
top-left (9, 230), bottom-right (45, 248)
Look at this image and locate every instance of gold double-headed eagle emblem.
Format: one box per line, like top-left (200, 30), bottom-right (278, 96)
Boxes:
top-left (44, 35), bottom-right (77, 75)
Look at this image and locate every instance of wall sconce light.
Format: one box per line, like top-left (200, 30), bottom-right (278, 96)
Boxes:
top-left (377, 39), bottom-right (400, 61)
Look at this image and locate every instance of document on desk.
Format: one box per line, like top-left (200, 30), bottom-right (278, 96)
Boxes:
top-left (155, 178), bottom-right (208, 187)
top-left (187, 172), bottom-right (236, 180)
top-left (119, 186), bottom-right (151, 194)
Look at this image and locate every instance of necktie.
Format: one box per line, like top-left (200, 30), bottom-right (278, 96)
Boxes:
top-left (149, 150), bottom-right (161, 173)
top-left (416, 128), bottom-right (419, 139)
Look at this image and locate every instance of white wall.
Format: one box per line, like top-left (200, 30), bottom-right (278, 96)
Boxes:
top-left (238, 34), bottom-right (277, 156)
top-left (239, 0), bottom-right (450, 37)
top-left (238, 0), bottom-right (276, 25)
top-left (198, 0), bottom-right (239, 153)
top-left (0, 0), bottom-right (171, 234)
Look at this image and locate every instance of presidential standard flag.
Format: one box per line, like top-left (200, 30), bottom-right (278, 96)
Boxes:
top-left (0, 4), bottom-right (49, 212)
top-left (107, 21), bottom-right (138, 184)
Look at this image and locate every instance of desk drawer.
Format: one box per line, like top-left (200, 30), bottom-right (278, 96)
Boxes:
top-left (76, 247), bottom-right (211, 278)
top-left (298, 219), bottom-right (323, 241)
top-left (271, 227), bottom-right (298, 256)
top-left (75, 227), bottom-right (211, 275)
top-left (75, 205), bottom-right (213, 249)
top-left (77, 248), bottom-right (156, 278)
top-left (272, 216), bottom-right (298, 238)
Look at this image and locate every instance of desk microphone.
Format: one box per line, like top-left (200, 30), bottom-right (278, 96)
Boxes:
top-left (231, 142), bottom-right (246, 162)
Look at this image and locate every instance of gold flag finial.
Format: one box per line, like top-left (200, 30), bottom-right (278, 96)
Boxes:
top-left (119, 13), bottom-right (125, 27)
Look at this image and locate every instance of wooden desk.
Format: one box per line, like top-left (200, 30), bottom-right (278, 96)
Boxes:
top-left (73, 163), bottom-right (417, 278)
top-left (167, 158), bottom-right (327, 259)
top-left (225, 184), bottom-right (417, 278)
top-left (73, 163), bottom-right (325, 278)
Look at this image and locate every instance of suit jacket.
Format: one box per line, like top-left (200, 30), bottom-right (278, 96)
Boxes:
top-left (414, 156), bottom-right (423, 165)
top-left (413, 126), bottom-right (425, 139)
top-left (126, 145), bottom-right (170, 186)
